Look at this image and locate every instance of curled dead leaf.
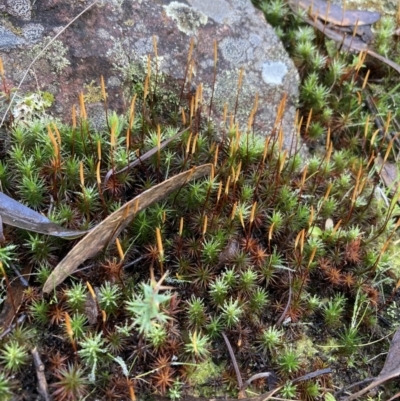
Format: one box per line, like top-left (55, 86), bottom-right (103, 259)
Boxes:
top-left (43, 164), bottom-right (212, 293)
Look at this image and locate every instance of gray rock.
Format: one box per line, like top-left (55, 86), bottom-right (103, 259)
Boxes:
top-left (0, 0), bottom-right (300, 152)
top-left (0, 26), bottom-right (25, 50)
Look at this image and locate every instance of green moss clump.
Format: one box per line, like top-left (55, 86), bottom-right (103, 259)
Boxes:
top-left (0, 5), bottom-right (400, 396)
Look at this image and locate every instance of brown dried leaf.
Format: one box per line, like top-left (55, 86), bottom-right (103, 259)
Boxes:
top-left (375, 155), bottom-right (400, 194)
top-left (380, 326), bottom-right (400, 377)
top-left (0, 192), bottom-right (87, 238)
top-left (290, 10), bottom-right (400, 75)
top-left (292, 0), bottom-right (381, 26)
top-left (43, 164), bottom-right (212, 293)
top-left (0, 265), bottom-right (31, 332)
top-left (84, 293), bottom-right (99, 325)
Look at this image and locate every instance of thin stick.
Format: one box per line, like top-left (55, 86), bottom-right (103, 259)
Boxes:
top-left (221, 332), bottom-right (243, 391)
top-left (0, 0), bottom-right (99, 128)
top-left (276, 273), bottom-right (292, 327)
top-left (0, 314), bottom-right (26, 340)
top-left (31, 347), bottom-right (50, 401)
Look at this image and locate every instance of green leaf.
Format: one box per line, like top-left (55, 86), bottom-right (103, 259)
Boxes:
top-left (325, 393), bottom-right (336, 401)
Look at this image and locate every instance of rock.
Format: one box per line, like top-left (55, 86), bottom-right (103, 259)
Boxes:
top-left (0, 0), bottom-right (300, 152)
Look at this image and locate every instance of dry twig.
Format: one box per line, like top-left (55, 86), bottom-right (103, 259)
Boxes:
top-left (31, 347), bottom-right (50, 401)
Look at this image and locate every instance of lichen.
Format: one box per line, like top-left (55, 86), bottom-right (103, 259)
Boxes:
top-left (0, 19), bottom-right (24, 36)
top-left (220, 37), bottom-right (251, 65)
top-left (22, 23), bottom-right (44, 44)
top-left (106, 38), bottom-right (133, 80)
top-left (133, 36), bottom-right (158, 57)
top-left (261, 61), bottom-right (288, 85)
top-left (84, 80), bottom-right (103, 103)
top-left (163, 2), bottom-right (208, 36)
top-left (30, 38), bottom-right (71, 74)
top-left (186, 0), bottom-right (233, 24)
top-left (12, 91), bottom-right (54, 123)
top-left (107, 76), bottom-right (122, 88)
top-left (5, 0), bottom-right (31, 21)
top-left (205, 68), bottom-right (257, 125)
top-left (87, 104), bottom-right (108, 132)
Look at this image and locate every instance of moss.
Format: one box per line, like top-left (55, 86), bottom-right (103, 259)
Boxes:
top-left (185, 360), bottom-right (225, 397)
top-left (41, 91), bottom-right (54, 107)
top-left (83, 81), bottom-right (103, 104)
top-left (1, 2), bottom-right (400, 398)
top-left (294, 334), bottom-right (319, 359)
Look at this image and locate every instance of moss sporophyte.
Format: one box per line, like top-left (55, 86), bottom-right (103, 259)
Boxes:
top-left (0, 1), bottom-right (400, 398)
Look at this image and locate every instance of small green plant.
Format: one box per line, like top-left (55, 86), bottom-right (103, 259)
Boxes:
top-left (186, 296), bottom-right (207, 329)
top-left (249, 287), bottom-right (269, 315)
top-left (301, 72), bottom-right (330, 111)
top-left (337, 326), bottom-right (362, 356)
top-left (306, 294), bottom-right (321, 313)
top-left (35, 263), bottom-right (52, 285)
top-left (69, 313), bottom-right (88, 340)
top-left (17, 173), bottom-right (46, 209)
top-left (375, 17), bottom-right (395, 56)
top-left (65, 282), bottom-right (87, 313)
top-left (206, 315), bottom-right (223, 339)
top-left (98, 281), bottom-right (120, 316)
top-left (209, 277), bottom-right (229, 306)
top-left (125, 275), bottom-right (172, 334)
top-left (146, 325), bottom-right (168, 349)
top-left (277, 347), bottom-right (301, 377)
top-left (0, 341), bottom-right (29, 373)
top-left (9, 325), bottom-right (37, 346)
top-left (238, 268), bottom-right (258, 294)
top-left (0, 372), bottom-right (12, 401)
top-left (0, 245), bottom-right (17, 268)
top-left (221, 268), bottom-right (237, 289)
top-left (201, 237), bottom-right (223, 265)
top-left (184, 331), bottom-right (210, 360)
top-left (220, 298), bottom-right (243, 329)
top-left (299, 380), bottom-right (321, 400)
top-left (322, 294), bottom-right (346, 329)
top-left (78, 332), bottom-right (108, 382)
top-left (168, 380), bottom-right (183, 400)
top-left (260, 0), bottom-right (288, 26)
top-left (28, 298), bottom-right (49, 324)
top-left (257, 326), bottom-right (283, 355)
top-left (51, 363), bottom-right (89, 401)
top-left (24, 234), bottom-right (56, 265)
top-left (280, 381), bottom-right (297, 399)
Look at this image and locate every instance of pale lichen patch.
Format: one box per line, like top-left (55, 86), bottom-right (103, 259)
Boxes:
top-left (29, 38), bottom-right (70, 74)
top-left (186, 0), bottom-right (233, 24)
top-left (107, 76), bottom-right (122, 88)
top-left (6, 0), bottom-right (31, 21)
top-left (220, 37), bottom-right (251, 64)
top-left (261, 61), bottom-right (288, 85)
top-left (22, 24), bottom-right (44, 44)
top-left (163, 2), bottom-right (207, 36)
